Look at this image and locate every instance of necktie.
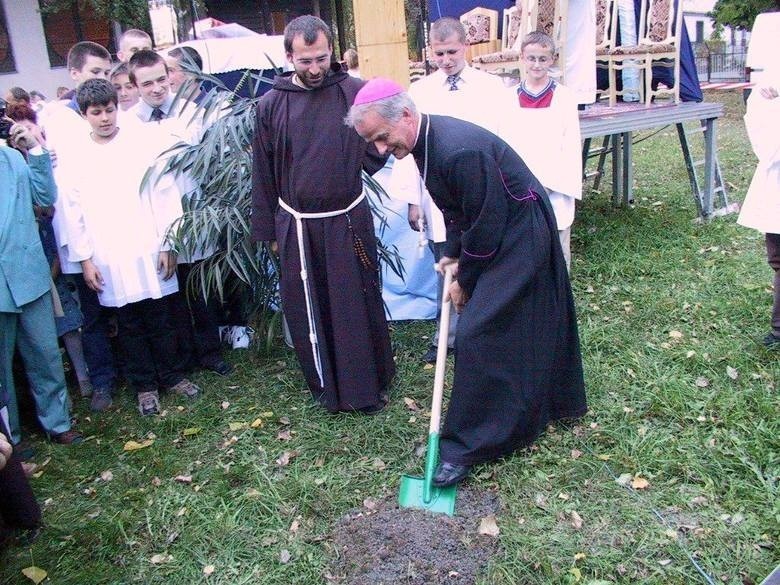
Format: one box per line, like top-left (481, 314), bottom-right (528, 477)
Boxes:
top-left (446, 74), bottom-right (460, 91)
top-left (150, 107), bottom-right (165, 122)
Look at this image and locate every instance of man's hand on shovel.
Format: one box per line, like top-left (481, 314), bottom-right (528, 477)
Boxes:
top-left (436, 257), bottom-right (469, 313)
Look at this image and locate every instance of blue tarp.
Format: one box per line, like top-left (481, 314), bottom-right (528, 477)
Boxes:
top-left (427, 0), bottom-right (515, 36)
top-left (371, 160), bottom-right (438, 322)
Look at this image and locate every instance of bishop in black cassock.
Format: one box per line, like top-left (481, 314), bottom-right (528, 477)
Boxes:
top-left (349, 79), bottom-right (587, 485)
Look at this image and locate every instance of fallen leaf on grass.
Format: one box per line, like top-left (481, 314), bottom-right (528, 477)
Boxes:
top-left (573, 552), bottom-right (586, 561)
top-left (123, 439), bottom-right (154, 451)
top-left (220, 401), bottom-right (230, 410)
top-left (228, 422), bottom-right (247, 431)
top-left (403, 397), bottom-right (420, 411)
top-left (568, 567), bottom-right (582, 581)
top-left (558, 492), bottom-right (570, 501)
top-left (203, 565), bottom-right (216, 577)
top-left (100, 470), bottom-right (114, 482)
top-left (251, 418), bottom-right (264, 428)
top-left (363, 498), bottom-right (378, 510)
top-left (695, 377), bottom-right (709, 388)
top-left (278, 416), bottom-right (291, 425)
top-left (570, 510), bottom-right (583, 529)
top-left (668, 330), bottom-right (683, 339)
top-left (151, 477), bottom-right (162, 487)
top-left (372, 458), bottom-right (386, 471)
top-left (615, 473), bottom-right (633, 486)
top-left (279, 549), bottom-right (291, 564)
top-left (570, 449), bottom-right (582, 460)
top-left (246, 488), bottom-right (261, 498)
top-left (596, 454), bottom-right (611, 461)
top-left (658, 559), bottom-right (672, 567)
top-left (631, 476), bottom-right (650, 490)
top-left (478, 515), bottom-right (500, 536)
top-left (534, 494), bottom-right (548, 510)
top-left (289, 519), bottom-right (300, 534)
top-left (726, 366), bottom-right (738, 380)
top-left (150, 554), bottom-right (173, 564)
top-left (276, 450), bottom-right (299, 466)
top-left (277, 430), bottom-right (293, 441)
top-left (182, 427), bottom-right (201, 436)
top-left (174, 475), bottom-right (193, 484)
top-left (423, 363), bottom-right (434, 370)
top-left (21, 567), bottom-right (47, 584)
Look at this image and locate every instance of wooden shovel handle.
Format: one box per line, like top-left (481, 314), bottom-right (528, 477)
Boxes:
top-left (429, 266), bottom-right (453, 434)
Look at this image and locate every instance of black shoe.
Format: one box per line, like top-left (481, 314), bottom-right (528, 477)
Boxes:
top-left (421, 345), bottom-right (454, 364)
top-left (204, 359), bottom-right (234, 376)
top-left (762, 332), bottom-right (780, 350)
top-left (432, 461), bottom-right (471, 487)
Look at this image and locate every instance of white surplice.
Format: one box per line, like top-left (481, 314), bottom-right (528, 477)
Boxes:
top-left (738, 83), bottom-right (780, 235)
top-left (499, 82), bottom-right (582, 230)
top-left (39, 101), bottom-right (92, 275)
top-left (390, 66), bottom-right (514, 242)
top-left (65, 124), bottom-right (183, 307)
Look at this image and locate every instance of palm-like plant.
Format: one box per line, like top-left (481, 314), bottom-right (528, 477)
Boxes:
top-left (152, 65), bottom-right (404, 351)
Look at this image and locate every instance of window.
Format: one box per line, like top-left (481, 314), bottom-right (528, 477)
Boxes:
top-left (0, 2), bottom-right (16, 73)
top-left (40, 4), bottom-right (111, 68)
top-left (695, 21), bottom-right (703, 44)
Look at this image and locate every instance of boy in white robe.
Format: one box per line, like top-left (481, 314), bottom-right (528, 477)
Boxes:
top-left (737, 76), bottom-right (780, 349)
top-left (500, 31), bottom-right (582, 270)
top-left (66, 79), bottom-right (201, 415)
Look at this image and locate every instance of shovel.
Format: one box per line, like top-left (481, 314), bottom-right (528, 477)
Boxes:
top-left (398, 265), bottom-right (457, 516)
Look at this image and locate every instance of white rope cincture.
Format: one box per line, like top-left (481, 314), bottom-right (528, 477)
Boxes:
top-left (278, 193), bottom-right (366, 389)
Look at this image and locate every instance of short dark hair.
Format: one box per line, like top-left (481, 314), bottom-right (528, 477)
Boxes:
top-left (30, 90), bottom-right (46, 101)
top-left (6, 103), bottom-right (37, 124)
top-left (430, 17), bottom-right (466, 44)
top-left (76, 78), bottom-right (118, 114)
top-left (169, 45), bottom-right (203, 71)
top-left (283, 15), bottom-right (332, 54)
top-left (8, 86), bottom-right (30, 104)
top-left (67, 41), bottom-right (111, 71)
top-left (109, 62), bottom-right (129, 80)
top-left (128, 49), bottom-right (167, 85)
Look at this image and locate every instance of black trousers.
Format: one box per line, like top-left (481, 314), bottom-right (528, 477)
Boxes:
top-left (171, 262), bottom-right (223, 370)
top-left (767, 233), bottom-right (780, 334)
top-left (116, 296), bottom-right (184, 394)
top-left (0, 414), bottom-right (40, 534)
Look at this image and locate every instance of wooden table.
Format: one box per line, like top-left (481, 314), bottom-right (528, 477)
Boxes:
top-left (579, 102), bottom-right (725, 218)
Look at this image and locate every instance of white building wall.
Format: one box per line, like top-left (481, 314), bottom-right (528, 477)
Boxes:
top-left (1, 0), bottom-right (72, 99)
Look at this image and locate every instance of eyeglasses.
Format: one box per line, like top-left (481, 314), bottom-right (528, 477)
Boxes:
top-left (523, 55), bottom-right (553, 64)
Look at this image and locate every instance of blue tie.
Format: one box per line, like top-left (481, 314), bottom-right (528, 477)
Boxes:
top-left (446, 74), bottom-right (460, 91)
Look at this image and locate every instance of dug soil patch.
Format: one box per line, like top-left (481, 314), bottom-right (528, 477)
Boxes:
top-left (329, 486), bottom-right (501, 584)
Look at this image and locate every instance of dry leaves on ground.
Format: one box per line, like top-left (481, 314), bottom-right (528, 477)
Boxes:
top-left (478, 515), bottom-right (500, 537)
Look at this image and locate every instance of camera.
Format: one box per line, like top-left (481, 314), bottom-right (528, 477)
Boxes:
top-left (0, 98), bottom-right (12, 141)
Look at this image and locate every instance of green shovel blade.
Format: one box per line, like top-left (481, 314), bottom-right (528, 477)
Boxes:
top-left (398, 474), bottom-right (457, 516)
top-left (398, 432), bottom-right (457, 516)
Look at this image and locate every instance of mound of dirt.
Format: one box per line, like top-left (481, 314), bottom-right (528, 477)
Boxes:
top-left (329, 487), bottom-right (502, 584)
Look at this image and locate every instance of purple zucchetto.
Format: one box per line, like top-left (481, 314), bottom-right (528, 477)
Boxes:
top-left (353, 77), bottom-right (405, 106)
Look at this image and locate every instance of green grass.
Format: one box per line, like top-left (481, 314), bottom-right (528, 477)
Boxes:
top-left (1, 90), bottom-right (777, 584)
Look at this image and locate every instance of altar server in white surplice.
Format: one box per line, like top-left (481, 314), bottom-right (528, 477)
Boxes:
top-left (737, 75), bottom-right (780, 349)
top-left (500, 31), bottom-right (582, 270)
top-left (390, 16), bottom-right (514, 363)
top-left (65, 79), bottom-right (201, 417)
